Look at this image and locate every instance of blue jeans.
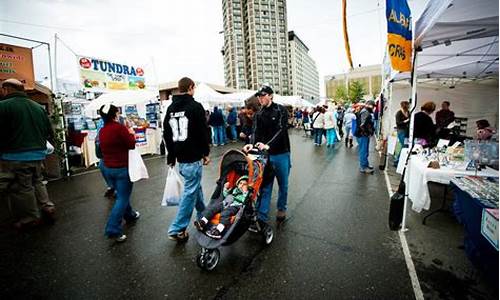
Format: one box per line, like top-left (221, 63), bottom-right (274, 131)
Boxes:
top-left (395, 129), bottom-right (407, 163)
top-left (212, 126), bottom-right (225, 145)
top-left (326, 128), bottom-right (336, 145)
top-left (314, 128), bottom-right (323, 145)
top-left (229, 125), bottom-right (237, 140)
top-left (357, 136), bottom-right (370, 169)
top-left (257, 152), bottom-right (291, 222)
top-left (168, 161), bottom-right (205, 235)
top-left (101, 165), bottom-right (135, 237)
top-left (99, 160), bottom-right (114, 189)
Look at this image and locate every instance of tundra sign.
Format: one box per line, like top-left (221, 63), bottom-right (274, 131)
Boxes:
top-left (78, 56), bottom-right (146, 92)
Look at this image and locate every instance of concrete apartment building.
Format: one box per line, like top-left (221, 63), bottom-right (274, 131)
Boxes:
top-left (221, 0), bottom-right (291, 95)
top-left (325, 64), bottom-right (382, 100)
top-left (288, 31), bottom-right (320, 101)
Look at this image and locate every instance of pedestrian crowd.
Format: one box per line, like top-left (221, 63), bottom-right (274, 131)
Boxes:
top-left (0, 75), bottom-right (382, 244)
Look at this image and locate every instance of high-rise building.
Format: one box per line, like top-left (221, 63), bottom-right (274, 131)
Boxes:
top-left (221, 0), bottom-right (290, 95)
top-left (288, 31), bottom-right (320, 101)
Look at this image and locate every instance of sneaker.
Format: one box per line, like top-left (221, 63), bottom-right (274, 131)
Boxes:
top-left (104, 188), bottom-right (115, 199)
top-left (194, 219), bottom-right (207, 232)
top-left (115, 234), bottom-right (127, 243)
top-left (276, 211), bottom-right (286, 223)
top-left (367, 165), bottom-right (374, 170)
top-left (360, 168), bottom-right (374, 174)
top-left (168, 231), bottom-right (189, 243)
top-left (206, 227), bottom-right (222, 239)
top-left (126, 211), bottom-right (140, 224)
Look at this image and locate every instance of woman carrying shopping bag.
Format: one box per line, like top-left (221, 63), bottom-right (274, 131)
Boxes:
top-left (99, 104), bottom-right (141, 243)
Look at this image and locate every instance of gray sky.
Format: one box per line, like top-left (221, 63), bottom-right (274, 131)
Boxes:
top-left (1, 0), bottom-right (426, 96)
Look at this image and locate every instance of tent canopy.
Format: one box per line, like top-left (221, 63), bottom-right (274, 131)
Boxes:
top-left (388, 0), bottom-right (499, 82)
top-left (85, 90), bottom-right (158, 115)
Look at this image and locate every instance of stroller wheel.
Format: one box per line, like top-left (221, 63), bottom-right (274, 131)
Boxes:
top-left (262, 225), bottom-right (274, 245)
top-left (197, 248), bottom-right (220, 271)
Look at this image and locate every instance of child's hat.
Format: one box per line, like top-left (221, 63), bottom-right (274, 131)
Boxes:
top-left (236, 175), bottom-right (248, 184)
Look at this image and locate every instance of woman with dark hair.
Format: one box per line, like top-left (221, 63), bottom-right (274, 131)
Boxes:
top-left (98, 104), bottom-right (139, 242)
top-left (413, 101), bottom-right (437, 147)
top-left (394, 100), bottom-right (410, 165)
top-left (476, 119), bottom-right (496, 140)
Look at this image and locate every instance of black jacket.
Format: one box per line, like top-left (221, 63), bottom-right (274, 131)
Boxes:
top-left (414, 111), bottom-right (436, 146)
top-left (395, 110), bottom-right (410, 136)
top-left (355, 108), bottom-right (374, 137)
top-left (252, 102), bottom-right (290, 155)
top-left (208, 108), bottom-right (225, 127)
top-left (163, 94), bottom-right (210, 164)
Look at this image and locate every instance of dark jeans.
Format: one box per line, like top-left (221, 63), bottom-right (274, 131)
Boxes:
top-left (100, 164), bottom-right (135, 237)
top-left (0, 160), bottom-right (46, 224)
top-left (314, 128), bottom-right (324, 144)
top-left (203, 201), bottom-right (240, 226)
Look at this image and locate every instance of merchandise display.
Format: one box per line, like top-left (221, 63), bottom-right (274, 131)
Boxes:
top-left (451, 176), bottom-right (499, 208)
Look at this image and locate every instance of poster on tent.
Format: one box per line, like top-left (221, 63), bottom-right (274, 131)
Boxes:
top-left (0, 43), bottom-right (35, 90)
top-left (386, 0), bottom-right (412, 72)
top-left (77, 56), bottom-right (146, 92)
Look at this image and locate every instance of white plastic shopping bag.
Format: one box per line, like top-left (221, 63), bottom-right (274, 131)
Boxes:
top-left (161, 166), bottom-right (184, 206)
top-left (128, 149), bottom-right (149, 182)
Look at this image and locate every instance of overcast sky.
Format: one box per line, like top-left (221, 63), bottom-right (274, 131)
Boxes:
top-left (1, 0), bottom-right (426, 97)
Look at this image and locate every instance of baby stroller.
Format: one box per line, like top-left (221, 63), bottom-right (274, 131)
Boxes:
top-left (195, 148), bottom-right (273, 271)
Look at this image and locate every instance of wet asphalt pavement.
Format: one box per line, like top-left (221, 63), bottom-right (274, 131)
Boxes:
top-left (0, 130), bottom-right (415, 299)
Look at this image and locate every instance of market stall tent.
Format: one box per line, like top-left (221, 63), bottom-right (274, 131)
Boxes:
top-left (383, 0), bottom-right (499, 136)
top-left (381, 0), bottom-right (499, 232)
top-left (387, 0), bottom-right (498, 83)
top-left (85, 89), bottom-right (158, 116)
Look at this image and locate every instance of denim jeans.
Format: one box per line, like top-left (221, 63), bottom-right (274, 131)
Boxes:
top-left (101, 165), bottom-right (135, 237)
top-left (229, 125), bottom-right (237, 141)
top-left (395, 129), bottom-right (407, 163)
top-left (257, 152), bottom-right (291, 222)
top-left (314, 128), bottom-right (323, 145)
top-left (326, 128), bottom-right (337, 145)
top-left (99, 160), bottom-right (114, 189)
top-left (212, 126), bottom-right (225, 145)
top-left (357, 136), bottom-right (370, 169)
top-left (168, 160), bottom-right (205, 235)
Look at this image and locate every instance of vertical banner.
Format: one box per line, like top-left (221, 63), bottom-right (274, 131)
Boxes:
top-left (342, 0), bottom-right (354, 69)
top-left (0, 43), bottom-right (35, 90)
top-left (386, 0), bottom-right (412, 72)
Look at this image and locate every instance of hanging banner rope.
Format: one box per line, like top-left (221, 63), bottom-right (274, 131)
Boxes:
top-left (342, 0), bottom-right (354, 69)
top-left (386, 0), bottom-right (412, 72)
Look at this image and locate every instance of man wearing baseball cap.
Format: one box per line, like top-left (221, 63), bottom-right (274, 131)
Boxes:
top-left (0, 78), bottom-right (55, 229)
top-left (244, 84), bottom-right (291, 230)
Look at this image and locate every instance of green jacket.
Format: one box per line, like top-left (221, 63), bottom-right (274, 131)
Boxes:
top-left (0, 92), bottom-right (53, 153)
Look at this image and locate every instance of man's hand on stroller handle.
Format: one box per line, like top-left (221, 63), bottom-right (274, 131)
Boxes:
top-left (243, 143), bottom-right (269, 153)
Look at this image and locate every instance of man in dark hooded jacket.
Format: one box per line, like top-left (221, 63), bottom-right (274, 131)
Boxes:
top-left (163, 77), bottom-right (211, 242)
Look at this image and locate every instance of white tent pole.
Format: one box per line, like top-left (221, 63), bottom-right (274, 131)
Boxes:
top-left (401, 48), bottom-right (420, 232)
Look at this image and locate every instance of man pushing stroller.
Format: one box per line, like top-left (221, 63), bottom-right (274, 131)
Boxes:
top-left (194, 176), bottom-right (249, 239)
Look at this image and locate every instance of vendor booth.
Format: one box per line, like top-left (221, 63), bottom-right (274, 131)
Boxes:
top-left (75, 90), bottom-right (161, 168)
top-left (382, 0), bottom-right (499, 282)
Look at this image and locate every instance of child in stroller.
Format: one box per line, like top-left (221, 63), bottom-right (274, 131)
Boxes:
top-left (194, 175), bottom-right (249, 239)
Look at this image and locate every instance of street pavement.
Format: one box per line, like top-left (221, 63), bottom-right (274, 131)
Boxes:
top-left (0, 130), bottom-right (415, 299)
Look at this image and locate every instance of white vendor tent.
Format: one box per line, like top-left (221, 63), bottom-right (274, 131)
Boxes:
top-left (84, 90), bottom-right (158, 116)
top-left (382, 0), bottom-right (499, 231)
top-left (382, 0), bottom-right (499, 137)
